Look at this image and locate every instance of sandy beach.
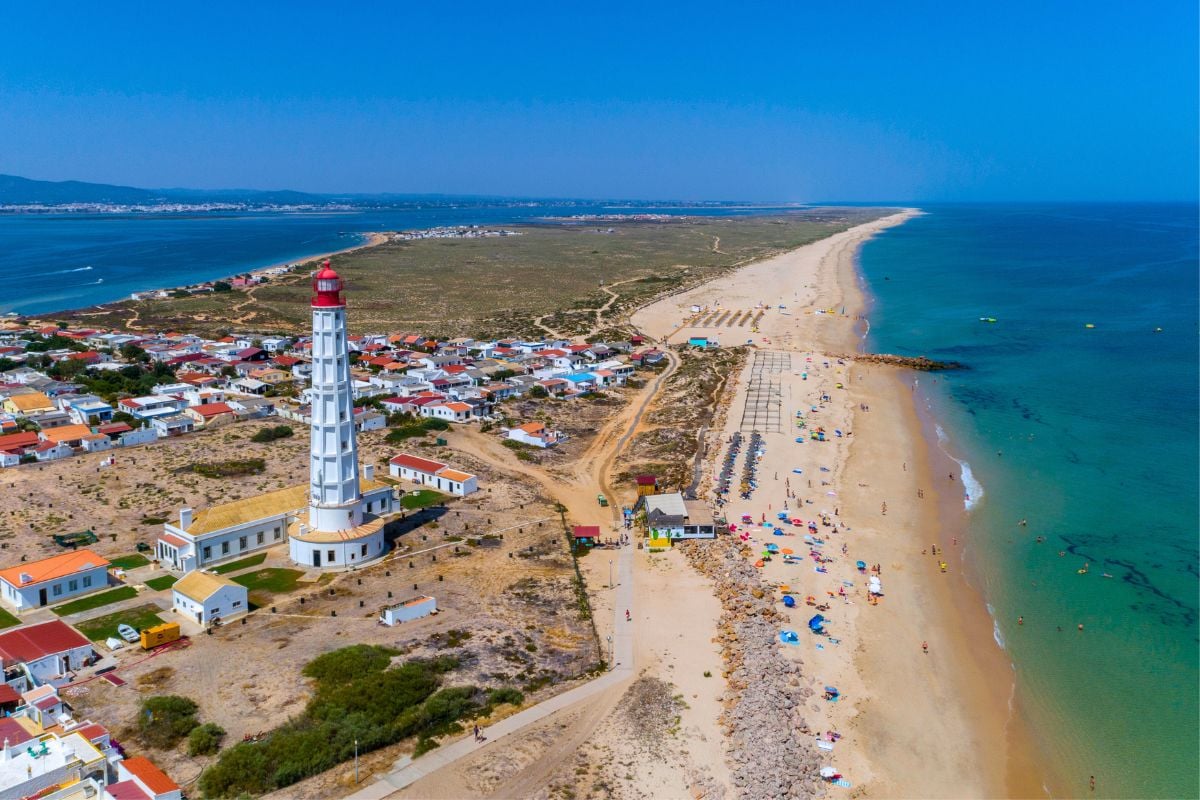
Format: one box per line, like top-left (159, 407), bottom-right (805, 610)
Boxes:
top-left (629, 210), bottom-right (1045, 797)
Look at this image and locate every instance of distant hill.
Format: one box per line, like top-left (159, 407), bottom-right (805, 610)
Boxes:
top-left (0, 173), bottom-right (333, 206)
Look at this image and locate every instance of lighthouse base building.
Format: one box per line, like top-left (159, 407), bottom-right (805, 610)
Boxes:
top-left (156, 260), bottom-right (398, 574)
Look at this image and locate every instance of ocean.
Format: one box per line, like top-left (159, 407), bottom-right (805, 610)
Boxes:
top-left (858, 204), bottom-right (1199, 799)
top-left (0, 204), bottom-right (788, 316)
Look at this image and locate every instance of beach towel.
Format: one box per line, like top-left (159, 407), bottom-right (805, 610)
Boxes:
top-left (817, 740), bottom-right (834, 751)
top-left (832, 778), bottom-right (852, 788)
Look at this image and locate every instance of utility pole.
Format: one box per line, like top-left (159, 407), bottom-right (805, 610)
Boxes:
top-left (354, 738), bottom-right (359, 784)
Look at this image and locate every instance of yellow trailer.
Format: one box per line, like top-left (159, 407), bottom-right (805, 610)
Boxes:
top-left (140, 622), bottom-right (181, 651)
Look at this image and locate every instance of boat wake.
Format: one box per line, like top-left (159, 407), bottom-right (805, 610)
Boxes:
top-left (47, 266), bottom-right (93, 275)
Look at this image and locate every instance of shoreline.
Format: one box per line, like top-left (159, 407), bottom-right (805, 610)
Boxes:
top-left (845, 221), bottom-right (1052, 797)
top-left (631, 211), bottom-right (1047, 797)
top-left (36, 231), bottom-right (388, 323)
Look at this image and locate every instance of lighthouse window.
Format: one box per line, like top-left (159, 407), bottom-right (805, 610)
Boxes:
top-left (327, 550), bottom-right (336, 563)
top-left (361, 543), bottom-right (368, 557)
top-left (342, 440), bottom-right (348, 451)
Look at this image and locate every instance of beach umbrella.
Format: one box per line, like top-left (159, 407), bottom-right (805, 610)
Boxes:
top-left (808, 614), bottom-right (825, 631)
top-left (781, 548), bottom-right (794, 555)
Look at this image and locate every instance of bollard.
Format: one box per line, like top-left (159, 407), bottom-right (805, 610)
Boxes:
top-left (331, 610), bottom-right (337, 617)
top-left (241, 617), bottom-right (246, 626)
top-left (300, 597), bottom-right (305, 605)
top-left (359, 600), bottom-right (364, 608)
top-left (272, 606), bottom-right (276, 613)
top-left (387, 591), bottom-right (392, 598)
top-left (357, 579), bottom-right (361, 585)
top-left (438, 575), bottom-right (443, 582)
top-left (385, 571), bottom-right (390, 577)
top-left (409, 561), bottom-right (414, 568)
top-left (413, 584), bottom-right (418, 590)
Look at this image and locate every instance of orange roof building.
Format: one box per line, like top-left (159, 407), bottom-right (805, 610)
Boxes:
top-left (0, 549), bottom-right (111, 611)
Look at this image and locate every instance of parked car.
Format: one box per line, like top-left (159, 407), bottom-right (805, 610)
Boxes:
top-left (117, 624), bottom-right (139, 643)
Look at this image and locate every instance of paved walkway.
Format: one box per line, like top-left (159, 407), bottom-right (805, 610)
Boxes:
top-left (347, 542), bottom-right (635, 799)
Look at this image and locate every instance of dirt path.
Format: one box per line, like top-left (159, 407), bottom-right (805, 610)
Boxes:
top-left (363, 350), bottom-right (679, 799)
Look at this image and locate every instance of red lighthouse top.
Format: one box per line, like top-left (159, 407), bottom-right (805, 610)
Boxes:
top-left (311, 260), bottom-right (345, 307)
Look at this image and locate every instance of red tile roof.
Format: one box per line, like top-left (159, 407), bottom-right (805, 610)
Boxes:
top-left (189, 402), bottom-right (233, 418)
top-left (0, 717), bottom-right (32, 745)
top-left (0, 432), bottom-right (39, 450)
top-left (106, 780), bottom-right (151, 800)
top-left (0, 620), bottom-right (90, 665)
top-left (122, 756), bottom-right (180, 795)
top-left (389, 453), bottom-right (447, 474)
top-left (160, 533), bottom-right (189, 549)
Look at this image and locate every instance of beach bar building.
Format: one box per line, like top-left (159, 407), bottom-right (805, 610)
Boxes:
top-left (643, 492), bottom-right (717, 540)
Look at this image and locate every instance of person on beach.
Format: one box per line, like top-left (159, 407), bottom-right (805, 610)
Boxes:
top-left (922, 641), bottom-right (928, 654)
top-left (1090, 776), bottom-right (1095, 792)
top-left (1078, 623), bottom-right (1084, 632)
top-left (1018, 616), bottom-right (1024, 626)
top-left (473, 724), bottom-right (481, 742)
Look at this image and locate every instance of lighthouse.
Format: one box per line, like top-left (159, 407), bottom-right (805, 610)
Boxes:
top-left (287, 260), bottom-right (393, 569)
top-left (307, 261), bottom-right (362, 531)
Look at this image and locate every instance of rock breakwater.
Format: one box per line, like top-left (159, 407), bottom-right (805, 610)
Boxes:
top-left (679, 537), bottom-right (823, 799)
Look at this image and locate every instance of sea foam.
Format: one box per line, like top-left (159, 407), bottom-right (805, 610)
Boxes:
top-left (934, 424), bottom-right (984, 510)
top-left (987, 604), bottom-right (1006, 650)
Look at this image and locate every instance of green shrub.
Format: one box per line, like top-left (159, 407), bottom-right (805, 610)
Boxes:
top-left (198, 648), bottom-right (508, 798)
top-left (188, 722), bottom-right (226, 756)
top-left (250, 425), bottom-right (294, 443)
top-left (138, 695), bottom-right (199, 749)
top-left (191, 458), bottom-right (266, 478)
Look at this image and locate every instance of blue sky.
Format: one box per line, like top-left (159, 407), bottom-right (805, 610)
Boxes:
top-left (1, 2), bottom-right (1195, 200)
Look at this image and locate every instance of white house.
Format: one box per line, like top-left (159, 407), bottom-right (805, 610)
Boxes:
top-left (388, 453), bottom-right (479, 497)
top-left (506, 422), bottom-right (564, 448)
top-left (171, 572), bottom-right (248, 626)
top-left (0, 620), bottom-right (95, 689)
top-left (420, 401), bottom-right (473, 423)
top-left (0, 550), bottom-right (111, 611)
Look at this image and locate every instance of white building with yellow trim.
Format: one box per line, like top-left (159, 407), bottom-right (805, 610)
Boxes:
top-left (171, 571), bottom-right (248, 626)
top-left (155, 469), bottom-right (395, 573)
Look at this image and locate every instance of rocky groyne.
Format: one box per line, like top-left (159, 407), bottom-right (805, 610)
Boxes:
top-left (831, 352), bottom-right (964, 371)
top-left (679, 538), bottom-right (822, 800)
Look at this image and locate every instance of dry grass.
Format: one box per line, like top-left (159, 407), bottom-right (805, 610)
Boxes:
top-left (56, 210), bottom-right (891, 339)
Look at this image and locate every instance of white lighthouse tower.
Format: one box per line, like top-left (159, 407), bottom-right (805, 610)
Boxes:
top-left (288, 260), bottom-right (393, 569)
top-left (307, 262), bottom-right (363, 531)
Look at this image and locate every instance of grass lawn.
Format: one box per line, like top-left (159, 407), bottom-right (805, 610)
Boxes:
top-left (52, 586), bottom-right (138, 616)
top-left (401, 490), bottom-right (447, 510)
top-left (212, 553), bottom-right (267, 574)
top-left (232, 568), bottom-right (304, 594)
top-left (75, 604), bottom-right (165, 642)
top-left (109, 554), bottom-right (150, 570)
top-left (0, 608), bottom-right (19, 630)
top-left (145, 575), bottom-right (178, 591)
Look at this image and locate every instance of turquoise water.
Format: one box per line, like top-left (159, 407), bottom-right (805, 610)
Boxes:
top-left (0, 205), bottom-right (792, 316)
top-left (859, 204), bottom-right (1199, 799)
